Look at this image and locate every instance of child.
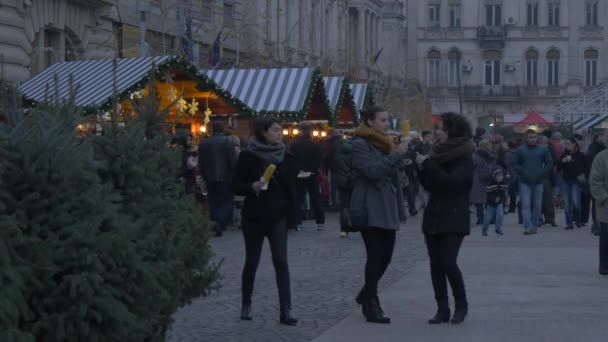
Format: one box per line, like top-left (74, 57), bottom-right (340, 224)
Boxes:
top-left (483, 168), bottom-right (509, 236)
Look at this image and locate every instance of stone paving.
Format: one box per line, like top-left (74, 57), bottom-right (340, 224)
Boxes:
top-left (166, 213), bottom-right (428, 342)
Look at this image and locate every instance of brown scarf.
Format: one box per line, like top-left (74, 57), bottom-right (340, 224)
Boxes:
top-left (431, 136), bottom-right (475, 164)
top-left (354, 124), bottom-right (394, 154)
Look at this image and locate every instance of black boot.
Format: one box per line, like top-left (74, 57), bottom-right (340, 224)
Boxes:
top-left (356, 288), bottom-right (370, 317)
top-left (365, 297), bottom-right (390, 324)
top-left (451, 299), bottom-right (468, 324)
top-left (279, 305), bottom-right (298, 326)
top-left (428, 300), bottom-right (450, 324)
top-left (240, 303), bottom-right (252, 321)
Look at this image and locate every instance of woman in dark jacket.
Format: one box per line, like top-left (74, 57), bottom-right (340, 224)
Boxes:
top-left (351, 107), bottom-right (408, 324)
top-left (233, 118), bottom-right (298, 326)
top-left (416, 112), bottom-right (475, 325)
top-left (557, 138), bottom-right (587, 229)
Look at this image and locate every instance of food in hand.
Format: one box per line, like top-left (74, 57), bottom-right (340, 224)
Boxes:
top-left (262, 164), bottom-right (276, 183)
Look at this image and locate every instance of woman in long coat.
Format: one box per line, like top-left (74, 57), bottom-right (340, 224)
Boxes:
top-left (416, 112), bottom-right (475, 325)
top-left (350, 106), bottom-right (409, 324)
top-left (470, 140), bottom-right (496, 225)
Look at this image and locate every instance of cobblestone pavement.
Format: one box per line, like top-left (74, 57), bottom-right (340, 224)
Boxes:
top-left (166, 213), bottom-right (428, 342)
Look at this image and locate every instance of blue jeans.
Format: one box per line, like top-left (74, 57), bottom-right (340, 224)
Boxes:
top-left (206, 181), bottom-right (234, 232)
top-left (560, 181), bottom-right (581, 226)
top-left (483, 204), bottom-right (504, 232)
top-left (519, 182), bottom-right (544, 231)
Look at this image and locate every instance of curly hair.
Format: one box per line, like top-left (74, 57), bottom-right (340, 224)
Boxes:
top-left (439, 112), bottom-right (472, 139)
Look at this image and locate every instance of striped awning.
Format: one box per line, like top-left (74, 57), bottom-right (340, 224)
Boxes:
top-left (573, 114), bottom-right (608, 131)
top-left (203, 68), bottom-right (318, 114)
top-left (19, 56), bottom-right (172, 107)
top-left (323, 76), bottom-right (345, 113)
top-left (349, 83), bottom-right (368, 111)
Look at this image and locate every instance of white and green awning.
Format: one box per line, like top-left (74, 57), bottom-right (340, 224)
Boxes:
top-left (323, 76), bottom-right (358, 124)
top-left (203, 67), bottom-right (329, 119)
top-left (349, 83), bottom-right (369, 112)
top-left (573, 114), bottom-right (608, 131)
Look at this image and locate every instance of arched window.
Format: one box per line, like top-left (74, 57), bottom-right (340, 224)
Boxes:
top-left (585, 48), bottom-right (599, 87)
top-left (526, 49), bottom-right (539, 86)
top-left (427, 50), bottom-right (441, 86)
top-left (448, 50), bottom-right (462, 87)
top-left (547, 49), bottom-right (560, 86)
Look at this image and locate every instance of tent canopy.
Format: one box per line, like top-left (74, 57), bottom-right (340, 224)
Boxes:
top-left (517, 111), bottom-right (550, 125)
top-left (323, 76), bottom-right (357, 125)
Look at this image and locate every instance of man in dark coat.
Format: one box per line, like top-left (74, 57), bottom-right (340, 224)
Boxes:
top-left (290, 123), bottom-right (326, 230)
top-left (199, 121), bottom-right (237, 237)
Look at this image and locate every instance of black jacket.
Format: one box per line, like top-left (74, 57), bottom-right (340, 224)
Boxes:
top-left (290, 136), bottom-right (322, 173)
top-left (557, 150), bottom-right (586, 184)
top-left (486, 180), bottom-right (508, 206)
top-left (233, 150), bottom-right (298, 228)
top-left (198, 134), bottom-right (237, 183)
top-left (420, 155), bottom-right (474, 236)
top-left (587, 141), bottom-right (605, 176)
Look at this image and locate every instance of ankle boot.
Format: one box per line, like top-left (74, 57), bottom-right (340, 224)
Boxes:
top-left (451, 300), bottom-right (468, 324)
top-left (356, 288), bottom-right (370, 317)
top-left (365, 297), bottom-right (390, 324)
top-left (240, 303), bottom-right (252, 320)
top-left (428, 301), bottom-right (450, 324)
top-left (374, 296), bottom-right (385, 317)
top-left (279, 305), bottom-right (298, 326)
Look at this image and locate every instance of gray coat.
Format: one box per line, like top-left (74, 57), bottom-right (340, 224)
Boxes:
top-left (350, 138), bottom-right (405, 231)
top-left (470, 150), bottom-right (495, 204)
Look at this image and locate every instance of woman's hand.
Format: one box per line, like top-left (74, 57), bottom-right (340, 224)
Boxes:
top-left (395, 140), bottom-right (409, 155)
top-left (416, 152), bottom-right (428, 165)
top-left (252, 181), bottom-right (265, 193)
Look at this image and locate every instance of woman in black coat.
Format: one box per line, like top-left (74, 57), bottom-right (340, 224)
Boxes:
top-left (233, 118), bottom-right (298, 326)
top-left (557, 137), bottom-right (587, 229)
top-left (416, 112), bottom-right (475, 325)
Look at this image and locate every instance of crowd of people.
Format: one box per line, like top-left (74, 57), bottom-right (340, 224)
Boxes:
top-left (174, 110), bottom-right (608, 327)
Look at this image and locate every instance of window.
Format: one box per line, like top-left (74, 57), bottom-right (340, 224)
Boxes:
top-left (449, 5), bottom-right (462, 28)
top-left (586, 0), bottom-right (598, 26)
top-left (547, 49), bottom-right (560, 86)
top-left (483, 50), bottom-right (502, 86)
top-left (548, 3), bottom-right (560, 26)
top-left (486, 4), bottom-right (502, 26)
top-left (525, 50), bottom-right (539, 86)
top-left (585, 49), bottom-right (599, 87)
top-left (527, 2), bottom-right (539, 27)
top-left (427, 50), bottom-right (441, 86)
top-left (223, 2), bottom-right (234, 27)
top-left (429, 4), bottom-right (440, 27)
top-left (448, 50), bottom-right (462, 87)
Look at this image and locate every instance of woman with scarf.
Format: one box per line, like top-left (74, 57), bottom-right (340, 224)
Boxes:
top-left (351, 107), bottom-right (409, 324)
top-left (416, 112), bottom-right (475, 325)
top-left (233, 118), bottom-right (298, 326)
top-left (557, 137), bottom-right (587, 230)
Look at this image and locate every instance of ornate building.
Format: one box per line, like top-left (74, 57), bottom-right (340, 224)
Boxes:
top-left (408, 0), bottom-right (608, 126)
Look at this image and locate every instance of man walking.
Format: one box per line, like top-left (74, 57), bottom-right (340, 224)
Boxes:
top-left (291, 123), bottom-right (326, 230)
top-left (199, 121), bottom-right (237, 237)
top-left (512, 129), bottom-right (554, 235)
top-left (538, 136), bottom-right (557, 227)
top-left (588, 131), bottom-right (608, 275)
top-left (587, 132), bottom-right (606, 235)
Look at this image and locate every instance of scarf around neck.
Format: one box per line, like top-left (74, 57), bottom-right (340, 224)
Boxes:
top-left (431, 136), bottom-right (475, 164)
top-left (354, 124), bottom-right (394, 154)
top-left (248, 137), bottom-right (285, 164)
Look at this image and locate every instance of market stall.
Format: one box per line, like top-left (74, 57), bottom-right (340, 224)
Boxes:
top-left (18, 56), bottom-right (247, 137)
top-left (323, 76), bottom-right (358, 128)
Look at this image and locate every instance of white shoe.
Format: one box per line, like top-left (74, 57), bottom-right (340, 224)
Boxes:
top-left (340, 231), bottom-right (348, 238)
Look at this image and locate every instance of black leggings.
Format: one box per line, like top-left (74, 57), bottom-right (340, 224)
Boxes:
top-left (425, 234), bottom-right (467, 305)
top-left (241, 221), bottom-right (291, 307)
top-left (360, 228), bottom-right (396, 300)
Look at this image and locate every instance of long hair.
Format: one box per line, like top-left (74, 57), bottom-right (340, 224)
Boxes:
top-left (439, 112), bottom-right (472, 139)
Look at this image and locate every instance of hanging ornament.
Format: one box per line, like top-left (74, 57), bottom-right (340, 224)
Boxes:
top-left (177, 97), bottom-right (188, 116)
top-left (189, 99), bottom-right (199, 116)
top-left (168, 86), bottom-right (178, 102)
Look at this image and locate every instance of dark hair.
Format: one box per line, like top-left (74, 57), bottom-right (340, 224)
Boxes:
top-left (439, 112), bottom-right (472, 139)
top-left (574, 133), bottom-right (583, 141)
top-left (542, 129), bottom-right (552, 139)
top-left (212, 121), bottom-right (224, 134)
top-left (421, 130), bottom-right (431, 138)
top-left (526, 129), bottom-right (537, 135)
top-left (299, 122), bottom-right (312, 136)
top-left (360, 106), bottom-right (385, 126)
top-left (252, 117), bottom-right (281, 143)
top-left (567, 137), bottom-right (580, 151)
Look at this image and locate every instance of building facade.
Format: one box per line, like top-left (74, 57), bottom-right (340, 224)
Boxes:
top-left (0, 0), bottom-right (409, 96)
top-left (408, 0), bottom-right (608, 126)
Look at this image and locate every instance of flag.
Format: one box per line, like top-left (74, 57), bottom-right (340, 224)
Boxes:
top-left (370, 47), bottom-right (384, 65)
top-left (208, 28), bottom-right (223, 67)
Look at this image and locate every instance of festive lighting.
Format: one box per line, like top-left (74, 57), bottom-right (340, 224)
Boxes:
top-left (321, 131), bottom-right (327, 137)
top-left (282, 129), bottom-right (289, 136)
top-left (313, 130), bottom-right (320, 137)
top-left (293, 129), bottom-right (300, 135)
top-left (200, 126), bottom-right (207, 133)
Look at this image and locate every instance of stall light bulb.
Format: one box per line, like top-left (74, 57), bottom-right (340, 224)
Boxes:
top-left (313, 130), bottom-right (320, 137)
top-left (282, 129), bottom-right (289, 136)
top-left (321, 131), bottom-right (327, 137)
top-left (201, 126), bottom-right (207, 133)
top-left (293, 129), bottom-right (300, 135)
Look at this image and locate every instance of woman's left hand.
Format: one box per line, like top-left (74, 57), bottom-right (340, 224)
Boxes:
top-left (416, 153), bottom-right (428, 165)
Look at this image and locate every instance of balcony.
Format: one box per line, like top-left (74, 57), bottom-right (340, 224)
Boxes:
top-left (476, 26), bottom-right (506, 49)
top-left (464, 85), bottom-right (520, 102)
top-left (522, 86), bottom-right (562, 97)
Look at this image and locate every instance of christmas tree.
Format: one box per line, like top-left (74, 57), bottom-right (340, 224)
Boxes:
top-left (0, 75), bottom-right (219, 341)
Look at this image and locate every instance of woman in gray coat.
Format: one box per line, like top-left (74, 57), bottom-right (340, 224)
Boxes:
top-left (351, 106), bottom-right (408, 324)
